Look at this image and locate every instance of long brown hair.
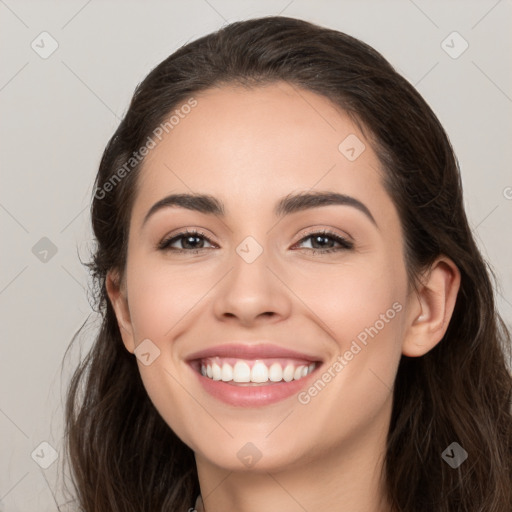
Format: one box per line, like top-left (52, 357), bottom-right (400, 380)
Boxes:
top-left (62, 16), bottom-right (512, 511)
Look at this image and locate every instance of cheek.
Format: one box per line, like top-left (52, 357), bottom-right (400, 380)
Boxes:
top-left (291, 255), bottom-right (406, 424)
top-left (295, 254), bottom-right (406, 348)
top-left (126, 256), bottom-right (217, 340)
top-left (123, 257), bottom-right (206, 448)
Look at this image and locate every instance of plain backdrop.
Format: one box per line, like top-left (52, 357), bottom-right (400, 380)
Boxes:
top-left (1, 1), bottom-right (511, 510)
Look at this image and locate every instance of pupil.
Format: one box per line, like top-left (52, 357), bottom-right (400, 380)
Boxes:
top-left (313, 235), bottom-right (332, 249)
top-left (184, 236), bottom-right (202, 249)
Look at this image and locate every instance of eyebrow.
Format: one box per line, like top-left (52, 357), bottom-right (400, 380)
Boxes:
top-left (141, 191), bottom-right (378, 229)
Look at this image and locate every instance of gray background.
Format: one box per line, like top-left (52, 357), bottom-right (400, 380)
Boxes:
top-left (1, 1), bottom-right (511, 510)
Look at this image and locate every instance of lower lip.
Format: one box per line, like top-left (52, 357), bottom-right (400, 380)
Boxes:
top-left (191, 365), bottom-right (321, 407)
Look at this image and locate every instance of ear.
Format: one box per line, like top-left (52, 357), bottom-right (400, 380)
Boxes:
top-left (402, 256), bottom-right (461, 357)
top-left (106, 269), bottom-right (135, 354)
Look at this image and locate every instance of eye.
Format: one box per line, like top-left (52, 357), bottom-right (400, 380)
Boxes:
top-left (157, 229), bottom-right (216, 253)
top-left (292, 230), bottom-right (353, 254)
top-left (157, 229), bottom-right (353, 255)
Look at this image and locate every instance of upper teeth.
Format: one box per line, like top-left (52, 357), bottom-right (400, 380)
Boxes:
top-left (200, 358), bottom-right (316, 383)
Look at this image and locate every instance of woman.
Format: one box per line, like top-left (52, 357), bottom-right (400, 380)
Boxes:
top-left (63, 16), bottom-right (512, 512)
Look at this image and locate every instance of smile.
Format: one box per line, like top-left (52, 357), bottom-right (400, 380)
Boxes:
top-left (187, 343), bottom-right (323, 407)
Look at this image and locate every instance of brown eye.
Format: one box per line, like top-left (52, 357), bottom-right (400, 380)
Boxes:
top-left (293, 231), bottom-right (353, 254)
top-left (158, 230), bottom-right (215, 253)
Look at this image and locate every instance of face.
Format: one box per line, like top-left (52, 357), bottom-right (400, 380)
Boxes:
top-left (109, 81), bottom-right (413, 473)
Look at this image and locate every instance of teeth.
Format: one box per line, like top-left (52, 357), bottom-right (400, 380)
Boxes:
top-left (269, 363), bottom-right (283, 382)
top-left (212, 362), bottom-right (222, 381)
top-left (221, 363), bottom-right (233, 382)
top-left (199, 359), bottom-right (316, 384)
top-left (293, 366), bottom-right (304, 380)
top-left (233, 361), bottom-right (251, 382)
top-left (283, 364), bottom-right (295, 382)
top-left (251, 362), bottom-right (269, 383)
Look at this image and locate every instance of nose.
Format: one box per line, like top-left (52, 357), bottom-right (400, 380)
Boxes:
top-left (212, 242), bottom-right (292, 327)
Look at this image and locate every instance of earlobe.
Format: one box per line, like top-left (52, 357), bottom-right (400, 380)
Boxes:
top-left (105, 269), bottom-right (135, 354)
top-left (402, 256), bottom-right (461, 357)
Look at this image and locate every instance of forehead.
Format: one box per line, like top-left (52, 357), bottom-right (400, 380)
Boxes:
top-left (132, 81), bottom-right (391, 225)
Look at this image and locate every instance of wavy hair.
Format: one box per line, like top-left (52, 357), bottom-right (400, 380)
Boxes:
top-left (62, 16), bottom-right (512, 512)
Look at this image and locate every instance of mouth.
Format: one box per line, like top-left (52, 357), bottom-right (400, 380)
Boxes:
top-left (186, 344), bottom-right (323, 407)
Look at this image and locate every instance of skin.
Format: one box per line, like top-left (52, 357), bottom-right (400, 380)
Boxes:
top-left (107, 81), bottom-right (460, 512)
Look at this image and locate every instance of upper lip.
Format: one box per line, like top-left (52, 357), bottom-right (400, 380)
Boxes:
top-left (186, 343), bottom-right (323, 363)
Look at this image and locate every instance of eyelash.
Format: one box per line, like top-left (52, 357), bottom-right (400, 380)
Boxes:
top-left (157, 229), bottom-right (354, 255)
